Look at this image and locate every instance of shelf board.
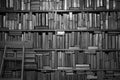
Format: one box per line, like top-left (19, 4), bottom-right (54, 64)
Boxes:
top-left (88, 69), bottom-right (120, 71)
top-left (1, 47), bottom-right (120, 52)
top-left (38, 69), bottom-right (120, 71)
top-left (25, 57), bottom-right (35, 59)
top-left (34, 49), bottom-right (120, 52)
top-left (24, 61), bottom-right (36, 64)
top-left (0, 9), bottom-right (119, 13)
top-left (34, 49), bottom-right (83, 51)
top-left (34, 69), bottom-right (120, 71)
top-left (1, 29), bottom-right (120, 32)
top-left (10, 68), bottom-right (120, 71)
top-left (0, 29), bottom-right (55, 32)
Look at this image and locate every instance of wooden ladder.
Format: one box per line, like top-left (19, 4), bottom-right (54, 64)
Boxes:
top-left (0, 43), bottom-right (25, 80)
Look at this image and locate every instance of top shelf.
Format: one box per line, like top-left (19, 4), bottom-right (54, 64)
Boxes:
top-left (0, 9), bottom-right (120, 13)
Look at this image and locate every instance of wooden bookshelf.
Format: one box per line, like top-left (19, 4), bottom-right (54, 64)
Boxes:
top-left (0, 0), bottom-right (120, 80)
top-left (4, 57), bottom-right (22, 60)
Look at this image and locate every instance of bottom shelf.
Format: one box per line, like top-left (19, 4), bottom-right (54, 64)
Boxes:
top-left (0, 78), bottom-right (21, 80)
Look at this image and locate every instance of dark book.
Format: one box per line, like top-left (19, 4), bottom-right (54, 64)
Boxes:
top-left (97, 71), bottom-right (104, 80)
top-left (58, 52), bottom-right (63, 67)
top-left (0, 15), bottom-right (2, 28)
top-left (42, 52), bottom-right (51, 69)
top-left (37, 72), bottom-right (43, 80)
top-left (42, 32), bottom-right (46, 49)
top-left (36, 54), bottom-right (43, 69)
top-left (25, 71), bottom-right (37, 80)
top-left (38, 33), bottom-right (42, 49)
top-left (0, 0), bottom-right (1, 9)
top-left (116, 0), bottom-right (120, 10)
top-left (33, 32), bottom-right (37, 48)
top-left (1, 0), bottom-right (6, 9)
top-left (0, 51), bottom-right (3, 67)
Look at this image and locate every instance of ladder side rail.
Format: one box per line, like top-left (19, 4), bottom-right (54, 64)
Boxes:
top-left (0, 46), bottom-right (7, 77)
top-left (21, 46), bottom-right (25, 80)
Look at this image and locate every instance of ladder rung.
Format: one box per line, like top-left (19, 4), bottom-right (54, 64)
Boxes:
top-left (5, 41), bottom-right (24, 48)
top-left (4, 57), bottom-right (22, 60)
top-left (25, 57), bottom-right (35, 59)
top-left (24, 65), bottom-right (37, 69)
top-left (24, 62), bottom-right (36, 64)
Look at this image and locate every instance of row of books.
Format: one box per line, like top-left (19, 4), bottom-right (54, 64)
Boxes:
top-left (93, 52), bottom-right (120, 69)
top-left (0, 12), bottom-right (120, 30)
top-left (31, 32), bottom-right (120, 49)
top-left (0, 0), bottom-right (120, 10)
top-left (104, 71), bottom-right (120, 80)
top-left (2, 68), bottom-right (120, 80)
top-left (63, 0), bottom-right (120, 10)
top-left (3, 50), bottom-right (119, 70)
top-left (1, 32), bottom-right (120, 49)
top-left (23, 70), bottom-right (120, 80)
top-left (2, 60), bottom-right (21, 78)
top-left (1, 50), bottom-right (120, 79)
top-left (35, 51), bottom-right (120, 70)
top-left (4, 60), bottom-right (21, 69)
top-left (25, 71), bottom-right (120, 80)
top-left (1, 13), bottom-right (33, 30)
top-left (25, 71), bottom-right (88, 80)
top-left (0, 32), bottom-right (32, 42)
top-left (2, 70), bottom-right (21, 78)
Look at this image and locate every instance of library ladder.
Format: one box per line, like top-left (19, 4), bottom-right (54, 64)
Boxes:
top-left (0, 43), bottom-right (25, 80)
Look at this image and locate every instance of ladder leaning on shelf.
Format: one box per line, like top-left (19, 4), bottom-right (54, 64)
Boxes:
top-left (0, 42), bottom-right (25, 80)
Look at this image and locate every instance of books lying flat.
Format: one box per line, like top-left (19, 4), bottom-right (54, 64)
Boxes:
top-left (57, 67), bottom-right (73, 70)
top-left (76, 64), bottom-right (90, 67)
top-left (87, 75), bottom-right (97, 79)
top-left (76, 64), bottom-right (90, 70)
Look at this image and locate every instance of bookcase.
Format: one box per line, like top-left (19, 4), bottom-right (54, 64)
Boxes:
top-left (0, 0), bottom-right (120, 80)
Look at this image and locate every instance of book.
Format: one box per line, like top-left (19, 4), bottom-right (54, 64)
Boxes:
top-left (25, 71), bottom-right (37, 80)
top-left (1, 12), bottom-right (120, 30)
top-left (0, 51), bottom-right (3, 67)
top-left (35, 53), bottom-right (43, 69)
top-left (76, 64), bottom-right (90, 70)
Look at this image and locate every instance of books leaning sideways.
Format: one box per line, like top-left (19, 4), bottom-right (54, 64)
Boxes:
top-left (76, 64), bottom-right (90, 70)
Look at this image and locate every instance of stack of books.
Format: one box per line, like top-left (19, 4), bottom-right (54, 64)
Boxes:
top-left (76, 64), bottom-right (90, 70)
top-left (31, 1), bottom-right (40, 10)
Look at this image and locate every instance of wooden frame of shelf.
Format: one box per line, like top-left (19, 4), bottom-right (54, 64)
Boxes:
top-left (23, 68), bottom-right (120, 71)
top-left (1, 29), bottom-right (120, 32)
top-left (0, 0), bottom-right (120, 80)
top-left (0, 9), bottom-right (120, 13)
top-left (1, 48), bottom-right (120, 52)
